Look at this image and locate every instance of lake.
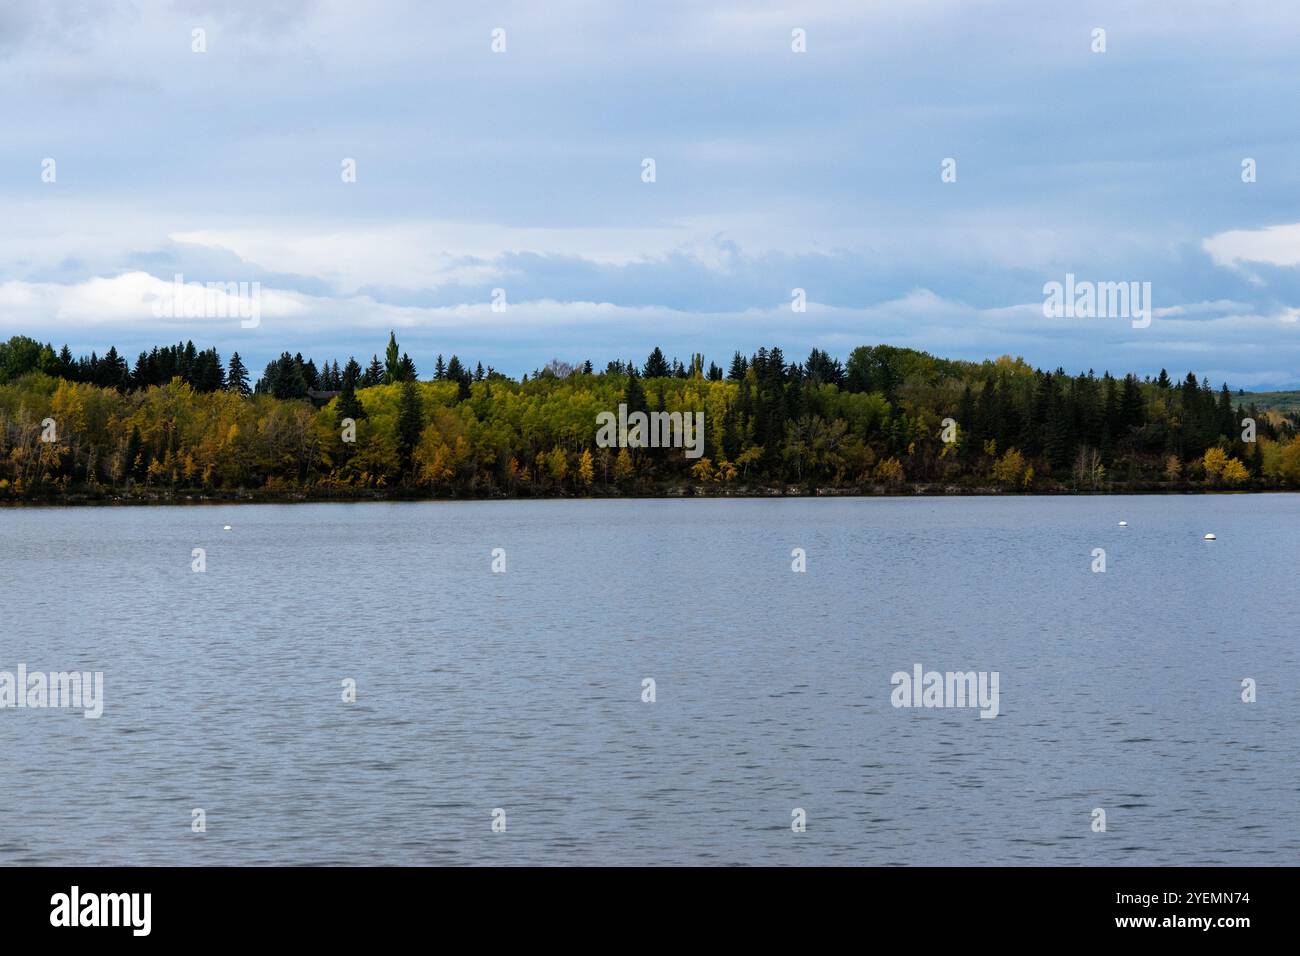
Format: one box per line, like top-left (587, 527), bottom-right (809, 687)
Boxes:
top-left (1, 495), bottom-right (1297, 865)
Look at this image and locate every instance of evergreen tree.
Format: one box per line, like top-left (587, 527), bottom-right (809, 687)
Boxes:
top-left (258, 352), bottom-right (309, 400)
top-left (336, 358), bottom-right (366, 423)
top-left (643, 347), bottom-right (670, 379)
top-left (132, 351), bottom-right (151, 389)
top-left (181, 341), bottom-right (197, 382)
top-left (384, 332), bottom-right (402, 384)
top-left (100, 347), bottom-right (129, 391)
top-left (396, 380), bottom-right (424, 470)
top-left (623, 368), bottom-right (648, 414)
top-left (727, 351), bottom-right (748, 380)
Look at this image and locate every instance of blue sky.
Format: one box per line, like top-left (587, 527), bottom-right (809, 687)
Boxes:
top-left (3, 0), bottom-right (1300, 387)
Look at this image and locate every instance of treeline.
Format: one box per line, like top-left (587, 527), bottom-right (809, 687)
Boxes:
top-left (0, 332), bottom-right (494, 400)
top-left (2, 332), bottom-right (1299, 500)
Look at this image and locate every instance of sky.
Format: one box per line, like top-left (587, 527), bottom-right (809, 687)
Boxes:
top-left (3, 0), bottom-right (1300, 387)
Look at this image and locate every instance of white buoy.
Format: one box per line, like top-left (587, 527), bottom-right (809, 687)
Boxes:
top-left (223, 525), bottom-right (232, 531)
top-left (1204, 533), bottom-right (1216, 540)
top-left (1118, 521), bottom-right (1127, 527)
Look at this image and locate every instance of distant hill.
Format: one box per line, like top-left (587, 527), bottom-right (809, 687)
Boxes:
top-left (1236, 391), bottom-right (1300, 415)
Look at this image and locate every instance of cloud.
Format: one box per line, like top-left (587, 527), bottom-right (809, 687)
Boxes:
top-left (4, 271), bottom-right (1299, 388)
top-left (3, 2), bottom-right (1300, 385)
top-left (1202, 223), bottom-right (1300, 269)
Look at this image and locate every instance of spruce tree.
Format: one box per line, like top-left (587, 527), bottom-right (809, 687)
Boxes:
top-left (384, 332), bottom-right (401, 384)
top-left (396, 380), bottom-right (424, 471)
top-left (623, 368), bottom-right (648, 414)
top-left (642, 347), bottom-right (670, 379)
top-left (337, 358), bottom-right (366, 423)
top-left (727, 351), bottom-right (748, 381)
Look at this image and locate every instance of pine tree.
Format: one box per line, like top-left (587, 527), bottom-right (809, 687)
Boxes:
top-left (132, 351), bottom-right (151, 389)
top-left (727, 351), bottom-right (748, 380)
top-left (623, 368), bottom-right (648, 414)
top-left (1216, 383), bottom-right (1235, 440)
top-left (259, 352), bottom-right (308, 400)
top-left (384, 332), bottom-right (401, 384)
top-left (101, 347), bottom-right (128, 391)
top-left (337, 358), bottom-right (366, 423)
top-left (181, 341), bottom-right (197, 382)
top-left (396, 380), bottom-right (424, 470)
top-left (642, 347), bottom-right (670, 379)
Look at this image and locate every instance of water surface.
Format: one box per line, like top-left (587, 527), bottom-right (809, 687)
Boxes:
top-left (1, 495), bottom-right (1297, 865)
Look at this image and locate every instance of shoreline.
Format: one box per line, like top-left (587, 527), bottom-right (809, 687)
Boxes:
top-left (2, 484), bottom-right (1289, 507)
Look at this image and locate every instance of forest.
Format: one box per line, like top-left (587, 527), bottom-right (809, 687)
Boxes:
top-left (2, 331), bottom-right (1298, 501)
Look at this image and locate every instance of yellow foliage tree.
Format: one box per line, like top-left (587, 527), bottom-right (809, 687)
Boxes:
top-left (1203, 447), bottom-right (1228, 481)
top-left (547, 446), bottom-right (568, 484)
top-left (613, 448), bottom-right (633, 483)
top-left (873, 456), bottom-right (905, 486)
top-left (991, 448), bottom-right (1028, 487)
top-left (1221, 457), bottom-right (1248, 485)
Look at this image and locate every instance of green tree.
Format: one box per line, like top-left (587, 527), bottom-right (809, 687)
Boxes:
top-left (642, 347), bottom-right (670, 379)
top-left (623, 369), bottom-right (648, 415)
top-left (226, 352), bottom-right (251, 397)
top-left (384, 332), bottom-right (402, 384)
top-left (336, 358), bottom-right (367, 424)
top-left (396, 380), bottom-right (424, 470)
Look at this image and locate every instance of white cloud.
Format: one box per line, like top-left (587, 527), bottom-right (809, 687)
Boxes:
top-left (1202, 223), bottom-right (1300, 269)
top-left (4, 272), bottom-right (1298, 387)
